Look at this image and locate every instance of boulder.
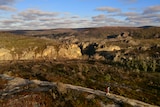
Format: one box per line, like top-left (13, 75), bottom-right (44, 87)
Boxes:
top-left (56, 82), bottom-right (67, 94)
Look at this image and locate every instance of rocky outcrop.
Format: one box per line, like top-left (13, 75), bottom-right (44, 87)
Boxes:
top-left (20, 51), bottom-right (36, 60)
top-left (97, 45), bottom-right (121, 52)
top-left (117, 32), bottom-right (132, 40)
top-left (0, 44), bottom-right (82, 60)
top-left (42, 46), bottom-right (58, 59)
top-left (79, 42), bottom-right (91, 50)
top-left (58, 44), bottom-right (82, 59)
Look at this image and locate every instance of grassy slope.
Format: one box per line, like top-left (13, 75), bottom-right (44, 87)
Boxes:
top-left (0, 33), bottom-right (60, 54)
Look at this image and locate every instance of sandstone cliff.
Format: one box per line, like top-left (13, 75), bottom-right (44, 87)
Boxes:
top-left (0, 44), bottom-right (82, 60)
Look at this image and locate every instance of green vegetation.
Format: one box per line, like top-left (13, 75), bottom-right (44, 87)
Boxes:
top-left (116, 58), bottom-right (160, 72)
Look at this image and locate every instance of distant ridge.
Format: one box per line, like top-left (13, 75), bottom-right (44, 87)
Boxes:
top-left (138, 26), bottom-right (159, 28)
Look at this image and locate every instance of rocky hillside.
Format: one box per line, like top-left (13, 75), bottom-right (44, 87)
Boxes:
top-left (0, 27), bottom-right (160, 107)
top-left (0, 33), bottom-right (81, 60)
top-left (0, 44), bottom-right (81, 60)
top-left (1, 29), bottom-right (160, 72)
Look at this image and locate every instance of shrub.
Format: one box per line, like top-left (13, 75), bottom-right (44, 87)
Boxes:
top-left (104, 74), bottom-right (111, 82)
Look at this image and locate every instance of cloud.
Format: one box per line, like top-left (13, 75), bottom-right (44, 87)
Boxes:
top-left (116, 12), bottom-right (139, 17)
top-left (0, 8), bottom-right (95, 30)
top-left (92, 14), bottom-right (125, 26)
top-left (118, 0), bottom-right (137, 4)
top-left (92, 14), bottom-right (106, 22)
top-left (143, 5), bottom-right (160, 14)
top-left (122, 5), bottom-right (160, 25)
top-left (125, 13), bottom-right (160, 25)
top-left (18, 9), bottom-right (59, 20)
top-left (71, 16), bottom-right (79, 19)
top-left (94, 4), bottom-right (160, 26)
top-left (0, 0), bottom-right (16, 5)
top-left (1, 4), bottom-right (160, 30)
top-left (96, 6), bottom-right (121, 13)
top-left (0, 5), bottom-right (16, 11)
top-left (1, 19), bottom-right (20, 25)
top-left (0, 0), bottom-right (17, 12)
top-left (126, 17), bottom-right (151, 25)
top-left (0, 18), bottom-right (23, 30)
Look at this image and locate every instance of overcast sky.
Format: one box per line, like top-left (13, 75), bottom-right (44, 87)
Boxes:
top-left (0, 0), bottom-right (160, 30)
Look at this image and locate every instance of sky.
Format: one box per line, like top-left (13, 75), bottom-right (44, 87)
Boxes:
top-left (0, 0), bottom-right (160, 30)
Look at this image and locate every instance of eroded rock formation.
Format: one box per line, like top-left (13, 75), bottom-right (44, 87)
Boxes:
top-left (0, 44), bottom-right (82, 60)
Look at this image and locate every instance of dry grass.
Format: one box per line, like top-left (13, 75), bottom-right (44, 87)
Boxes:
top-left (0, 32), bottom-right (60, 54)
top-left (138, 38), bottom-right (160, 45)
top-left (0, 60), bottom-right (159, 106)
top-left (0, 78), bottom-right (7, 90)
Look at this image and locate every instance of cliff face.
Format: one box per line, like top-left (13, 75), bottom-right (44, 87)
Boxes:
top-left (58, 44), bottom-right (82, 59)
top-left (0, 44), bottom-right (82, 60)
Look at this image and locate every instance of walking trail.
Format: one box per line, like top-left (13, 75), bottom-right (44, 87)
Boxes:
top-left (0, 74), bottom-right (158, 107)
